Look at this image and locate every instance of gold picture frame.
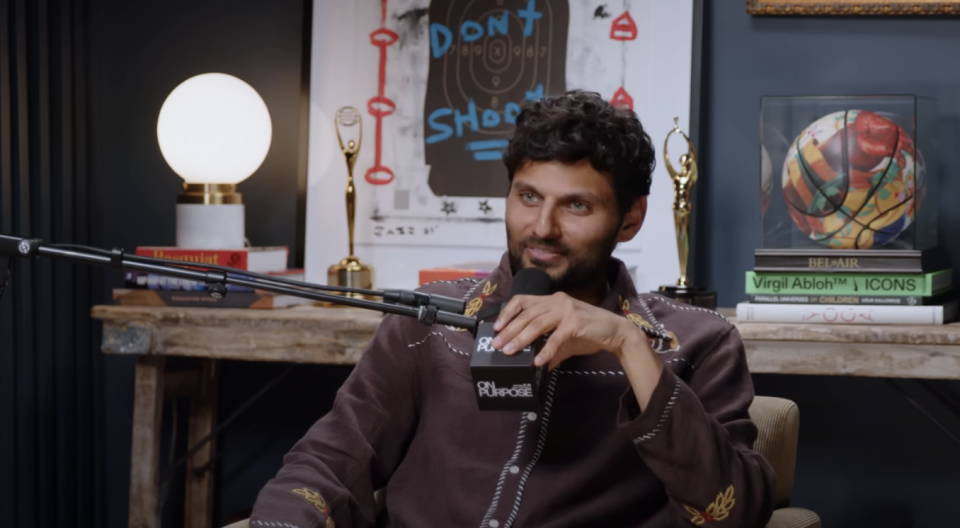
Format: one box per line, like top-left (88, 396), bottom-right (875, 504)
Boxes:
top-left (747, 0), bottom-right (960, 15)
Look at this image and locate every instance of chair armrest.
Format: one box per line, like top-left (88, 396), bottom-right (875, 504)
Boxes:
top-left (766, 507), bottom-right (822, 528)
top-left (221, 521), bottom-right (249, 528)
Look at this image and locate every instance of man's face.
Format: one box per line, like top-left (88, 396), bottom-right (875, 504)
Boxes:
top-left (505, 160), bottom-right (645, 292)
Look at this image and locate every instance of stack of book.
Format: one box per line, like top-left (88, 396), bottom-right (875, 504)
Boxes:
top-left (113, 246), bottom-right (310, 309)
top-left (736, 249), bottom-right (957, 325)
top-left (418, 261), bottom-right (498, 285)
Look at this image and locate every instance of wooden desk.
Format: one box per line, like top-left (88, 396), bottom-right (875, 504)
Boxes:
top-left (91, 304), bottom-right (960, 528)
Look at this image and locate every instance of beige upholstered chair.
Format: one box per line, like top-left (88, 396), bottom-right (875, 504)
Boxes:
top-left (224, 397), bottom-right (820, 528)
top-left (750, 396), bottom-right (821, 528)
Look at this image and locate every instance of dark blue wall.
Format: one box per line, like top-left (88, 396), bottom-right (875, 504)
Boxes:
top-left (700, 4), bottom-right (960, 527)
top-left (699, 8), bottom-right (960, 301)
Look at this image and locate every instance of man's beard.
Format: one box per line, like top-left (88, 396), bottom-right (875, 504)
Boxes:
top-left (507, 229), bottom-right (620, 293)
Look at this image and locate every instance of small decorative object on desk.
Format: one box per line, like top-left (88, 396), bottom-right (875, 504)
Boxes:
top-left (326, 106), bottom-right (375, 301)
top-left (114, 245), bottom-right (308, 309)
top-left (123, 269), bottom-right (303, 293)
top-left (654, 116), bottom-right (716, 309)
top-left (112, 288), bottom-right (311, 309)
top-left (745, 95), bottom-right (954, 324)
top-left (418, 261), bottom-right (498, 286)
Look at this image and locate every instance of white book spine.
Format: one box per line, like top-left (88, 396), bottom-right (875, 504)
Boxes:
top-left (736, 302), bottom-right (947, 325)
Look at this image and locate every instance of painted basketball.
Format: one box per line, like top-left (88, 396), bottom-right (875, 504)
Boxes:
top-left (781, 109), bottom-right (920, 249)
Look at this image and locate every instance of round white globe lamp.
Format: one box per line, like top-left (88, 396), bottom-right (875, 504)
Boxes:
top-left (157, 72), bottom-right (272, 249)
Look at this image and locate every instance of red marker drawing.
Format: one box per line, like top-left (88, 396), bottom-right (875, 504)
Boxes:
top-left (610, 11), bottom-right (637, 41)
top-left (823, 308), bottom-right (838, 322)
top-left (611, 87), bottom-right (633, 110)
top-left (365, 1), bottom-right (397, 185)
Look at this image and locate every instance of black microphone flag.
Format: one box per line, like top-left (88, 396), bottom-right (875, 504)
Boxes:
top-left (470, 268), bottom-right (552, 411)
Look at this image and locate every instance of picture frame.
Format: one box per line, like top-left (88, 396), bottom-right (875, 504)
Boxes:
top-left (747, 0), bottom-right (960, 15)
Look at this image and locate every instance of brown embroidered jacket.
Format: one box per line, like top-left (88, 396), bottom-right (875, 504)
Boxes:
top-left (250, 254), bottom-right (776, 527)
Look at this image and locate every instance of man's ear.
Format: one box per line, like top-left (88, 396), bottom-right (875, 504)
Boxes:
top-left (617, 196), bottom-right (647, 243)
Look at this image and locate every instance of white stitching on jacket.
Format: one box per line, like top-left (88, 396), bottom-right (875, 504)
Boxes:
top-left (635, 296), bottom-right (666, 333)
top-left (648, 295), bottom-right (731, 324)
top-left (555, 361), bottom-right (692, 377)
top-left (479, 414), bottom-right (530, 528)
top-left (664, 357), bottom-right (695, 369)
top-left (407, 332), bottom-right (470, 356)
top-left (462, 279), bottom-right (486, 300)
top-left (251, 521), bottom-right (301, 528)
top-left (502, 370), bottom-right (560, 528)
top-left (633, 377), bottom-right (682, 444)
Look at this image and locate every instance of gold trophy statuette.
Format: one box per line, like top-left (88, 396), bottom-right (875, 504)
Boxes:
top-left (327, 106), bottom-right (375, 301)
top-left (656, 116), bottom-right (716, 309)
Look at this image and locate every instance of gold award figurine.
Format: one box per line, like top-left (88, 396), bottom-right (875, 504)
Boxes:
top-left (657, 116), bottom-right (716, 309)
top-left (327, 106), bottom-right (375, 299)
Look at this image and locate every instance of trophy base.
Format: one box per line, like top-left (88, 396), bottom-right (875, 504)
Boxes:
top-left (655, 285), bottom-right (717, 310)
top-left (321, 256), bottom-right (376, 307)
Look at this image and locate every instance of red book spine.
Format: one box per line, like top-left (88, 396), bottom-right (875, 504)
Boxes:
top-left (134, 248), bottom-right (249, 270)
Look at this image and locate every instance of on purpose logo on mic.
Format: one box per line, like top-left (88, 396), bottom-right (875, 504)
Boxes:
top-left (475, 336), bottom-right (495, 353)
top-left (476, 381), bottom-right (533, 399)
top-left (475, 335), bottom-right (533, 355)
top-left (470, 320), bottom-right (542, 411)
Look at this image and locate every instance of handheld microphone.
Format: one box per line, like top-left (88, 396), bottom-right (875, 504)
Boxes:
top-left (470, 268), bottom-right (552, 411)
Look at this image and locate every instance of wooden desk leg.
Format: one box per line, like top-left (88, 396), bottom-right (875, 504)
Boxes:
top-left (129, 356), bottom-right (166, 528)
top-left (185, 359), bottom-right (219, 528)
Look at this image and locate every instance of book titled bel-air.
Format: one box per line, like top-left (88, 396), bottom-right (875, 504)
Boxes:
top-left (753, 248), bottom-right (946, 274)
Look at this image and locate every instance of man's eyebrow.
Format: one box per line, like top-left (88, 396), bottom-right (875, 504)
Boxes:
top-left (512, 182), bottom-right (609, 206)
top-left (510, 182), bottom-right (548, 198)
top-left (562, 191), bottom-right (604, 204)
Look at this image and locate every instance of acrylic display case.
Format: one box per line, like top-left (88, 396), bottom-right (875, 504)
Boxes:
top-left (759, 95), bottom-right (938, 252)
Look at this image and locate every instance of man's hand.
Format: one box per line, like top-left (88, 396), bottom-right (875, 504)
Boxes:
top-left (492, 292), bottom-right (665, 410)
top-left (492, 292), bottom-right (641, 369)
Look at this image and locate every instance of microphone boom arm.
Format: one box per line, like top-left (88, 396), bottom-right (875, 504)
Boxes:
top-left (0, 234), bottom-right (477, 332)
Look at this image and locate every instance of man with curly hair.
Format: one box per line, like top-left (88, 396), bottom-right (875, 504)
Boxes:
top-left (248, 91), bottom-right (776, 528)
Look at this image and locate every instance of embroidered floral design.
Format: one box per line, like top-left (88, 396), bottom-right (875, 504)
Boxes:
top-left (664, 328), bottom-right (680, 350)
top-left (682, 485), bottom-right (735, 525)
top-left (620, 296), bottom-right (680, 351)
top-left (464, 281), bottom-right (497, 317)
top-left (620, 296), bottom-right (653, 329)
top-left (292, 488), bottom-right (335, 528)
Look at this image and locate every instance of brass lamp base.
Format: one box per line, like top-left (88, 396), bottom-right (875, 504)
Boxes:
top-left (177, 183), bottom-right (243, 204)
top-left (320, 256), bottom-right (376, 306)
top-left (656, 285), bottom-right (717, 310)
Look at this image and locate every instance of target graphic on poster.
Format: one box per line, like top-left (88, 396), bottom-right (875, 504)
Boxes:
top-left (423, 0), bottom-right (568, 198)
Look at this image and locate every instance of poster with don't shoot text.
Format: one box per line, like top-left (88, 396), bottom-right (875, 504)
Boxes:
top-left (306, 0), bottom-right (694, 289)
